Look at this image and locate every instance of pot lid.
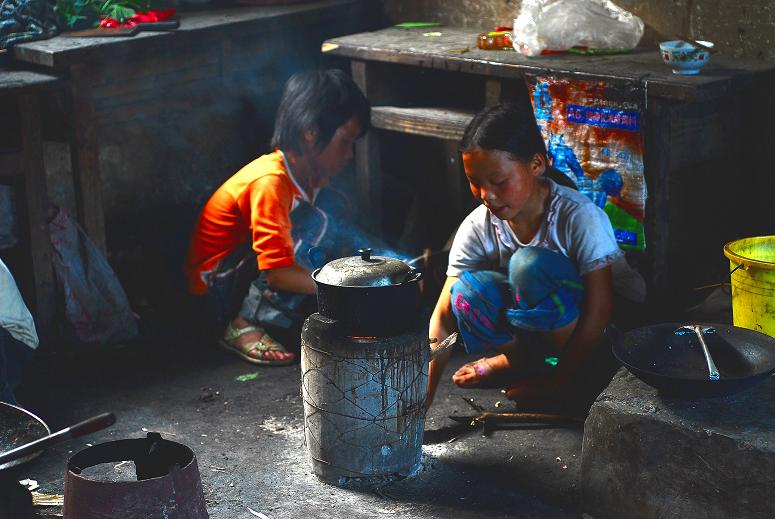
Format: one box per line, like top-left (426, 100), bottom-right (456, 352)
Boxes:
top-left (314, 248), bottom-right (415, 287)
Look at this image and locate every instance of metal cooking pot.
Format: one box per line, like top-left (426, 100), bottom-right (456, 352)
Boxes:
top-left (312, 248), bottom-right (422, 336)
top-left (613, 322), bottom-right (775, 398)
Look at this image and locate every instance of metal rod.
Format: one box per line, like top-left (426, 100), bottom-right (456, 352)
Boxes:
top-left (676, 325), bottom-right (720, 381)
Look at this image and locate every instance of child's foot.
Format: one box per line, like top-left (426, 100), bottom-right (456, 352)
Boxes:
top-left (452, 354), bottom-right (516, 388)
top-left (221, 317), bottom-right (295, 365)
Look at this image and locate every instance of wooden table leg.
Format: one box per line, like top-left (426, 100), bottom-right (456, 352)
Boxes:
top-left (351, 60), bottom-right (382, 234)
top-left (19, 91), bottom-right (55, 338)
top-left (444, 139), bottom-right (469, 222)
top-left (67, 64), bottom-right (107, 254)
top-left (486, 77), bottom-right (531, 105)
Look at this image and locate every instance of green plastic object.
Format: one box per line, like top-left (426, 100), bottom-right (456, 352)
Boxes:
top-left (604, 202), bottom-right (645, 252)
top-left (394, 22), bottom-right (442, 29)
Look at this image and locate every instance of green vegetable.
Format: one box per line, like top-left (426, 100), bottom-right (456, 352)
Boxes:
top-left (394, 22), bottom-right (442, 29)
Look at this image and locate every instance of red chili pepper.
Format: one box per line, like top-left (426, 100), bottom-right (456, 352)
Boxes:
top-left (99, 8), bottom-right (176, 29)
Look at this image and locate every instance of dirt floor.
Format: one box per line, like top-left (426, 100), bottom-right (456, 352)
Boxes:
top-left (16, 326), bottom-right (587, 518)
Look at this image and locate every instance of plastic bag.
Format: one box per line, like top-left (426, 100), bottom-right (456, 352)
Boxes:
top-left (513, 0), bottom-right (644, 57)
top-left (48, 206), bottom-right (138, 346)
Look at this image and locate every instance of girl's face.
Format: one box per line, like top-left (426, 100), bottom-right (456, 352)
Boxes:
top-left (462, 148), bottom-right (544, 221)
top-left (304, 116), bottom-right (362, 188)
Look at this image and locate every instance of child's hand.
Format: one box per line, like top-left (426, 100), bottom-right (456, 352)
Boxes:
top-left (504, 378), bottom-right (561, 407)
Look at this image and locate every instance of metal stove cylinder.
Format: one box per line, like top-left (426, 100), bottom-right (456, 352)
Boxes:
top-left (301, 313), bottom-right (429, 485)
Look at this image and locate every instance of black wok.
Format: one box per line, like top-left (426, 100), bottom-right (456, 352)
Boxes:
top-left (0, 402), bottom-right (115, 471)
top-left (0, 403), bottom-right (50, 471)
top-left (612, 322), bottom-right (775, 398)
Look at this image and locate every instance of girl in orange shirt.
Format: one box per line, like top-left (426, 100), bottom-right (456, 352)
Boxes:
top-left (185, 69), bottom-right (370, 365)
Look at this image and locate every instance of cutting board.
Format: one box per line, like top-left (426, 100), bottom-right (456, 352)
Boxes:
top-left (65, 20), bottom-right (179, 38)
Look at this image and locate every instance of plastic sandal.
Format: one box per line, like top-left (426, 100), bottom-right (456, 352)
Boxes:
top-left (219, 323), bottom-right (294, 366)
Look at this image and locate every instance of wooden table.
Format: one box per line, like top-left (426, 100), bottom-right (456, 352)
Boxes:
top-left (322, 27), bottom-right (775, 311)
top-left (12, 1), bottom-right (370, 255)
top-left (0, 69), bottom-right (63, 337)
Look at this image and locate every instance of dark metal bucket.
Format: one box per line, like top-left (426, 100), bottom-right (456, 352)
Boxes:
top-left (63, 432), bottom-right (209, 519)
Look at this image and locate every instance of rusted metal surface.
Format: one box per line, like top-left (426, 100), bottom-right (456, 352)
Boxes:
top-left (63, 433), bottom-right (209, 518)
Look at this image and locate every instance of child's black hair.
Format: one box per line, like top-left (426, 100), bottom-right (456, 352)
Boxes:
top-left (460, 102), bottom-right (547, 162)
top-left (271, 69), bottom-right (370, 154)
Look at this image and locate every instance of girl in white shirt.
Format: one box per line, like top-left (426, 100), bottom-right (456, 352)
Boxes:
top-left (426, 103), bottom-right (644, 409)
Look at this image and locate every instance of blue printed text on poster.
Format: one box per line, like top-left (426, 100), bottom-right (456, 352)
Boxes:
top-left (567, 104), bottom-right (640, 131)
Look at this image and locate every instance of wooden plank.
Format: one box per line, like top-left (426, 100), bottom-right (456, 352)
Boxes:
top-left (67, 65), bottom-right (107, 254)
top-left (0, 70), bottom-right (60, 93)
top-left (371, 106), bottom-right (475, 141)
top-left (18, 92), bottom-right (56, 338)
top-left (323, 27), bottom-right (775, 102)
top-left (13, 0), bottom-right (364, 68)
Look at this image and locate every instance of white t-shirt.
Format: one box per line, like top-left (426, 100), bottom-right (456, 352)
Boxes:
top-left (0, 259), bottom-right (39, 349)
top-left (447, 179), bottom-right (646, 302)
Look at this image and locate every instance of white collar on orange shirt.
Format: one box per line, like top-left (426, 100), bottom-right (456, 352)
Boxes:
top-left (279, 150), bottom-right (320, 206)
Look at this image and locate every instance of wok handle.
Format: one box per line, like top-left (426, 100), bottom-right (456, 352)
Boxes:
top-left (64, 412), bottom-right (117, 438)
top-left (692, 328), bottom-right (721, 381)
top-left (0, 413), bottom-right (115, 466)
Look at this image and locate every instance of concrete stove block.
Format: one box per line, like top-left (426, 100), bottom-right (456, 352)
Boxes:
top-left (581, 368), bottom-right (775, 519)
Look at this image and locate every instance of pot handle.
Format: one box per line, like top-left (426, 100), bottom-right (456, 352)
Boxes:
top-left (429, 332), bottom-right (459, 360)
top-left (401, 270), bottom-right (423, 284)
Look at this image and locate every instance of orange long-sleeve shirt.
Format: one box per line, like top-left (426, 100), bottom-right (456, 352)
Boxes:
top-left (185, 150), bottom-right (304, 294)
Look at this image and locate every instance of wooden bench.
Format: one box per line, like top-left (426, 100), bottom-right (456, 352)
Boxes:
top-left (0, 69), bottom-right (63, 338)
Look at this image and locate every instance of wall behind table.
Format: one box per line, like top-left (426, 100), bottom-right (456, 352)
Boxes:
top-left (381, 0), bottom-right (775, 61)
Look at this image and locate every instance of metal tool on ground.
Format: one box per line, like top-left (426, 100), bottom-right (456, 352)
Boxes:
top-left (675, 325), bottom-right (720, 380)
top-left (65, 20), bottom-right (179, 37)
top-left (449, 397), bottom-right (584, 438)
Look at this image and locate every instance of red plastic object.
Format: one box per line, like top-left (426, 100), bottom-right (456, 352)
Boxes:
top-left (477, 30), bottom-right (513, 50)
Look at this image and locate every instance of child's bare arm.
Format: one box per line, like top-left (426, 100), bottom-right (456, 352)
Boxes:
top-left (426, 276), bottom-right (459, 408)
top-left (506, 265), bottom-right (613, 403)
top-left (265, 263), bottom-right (317, 294)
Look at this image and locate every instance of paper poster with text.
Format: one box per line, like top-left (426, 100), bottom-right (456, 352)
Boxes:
top-left (527, 76), bottom-right (647, 251)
